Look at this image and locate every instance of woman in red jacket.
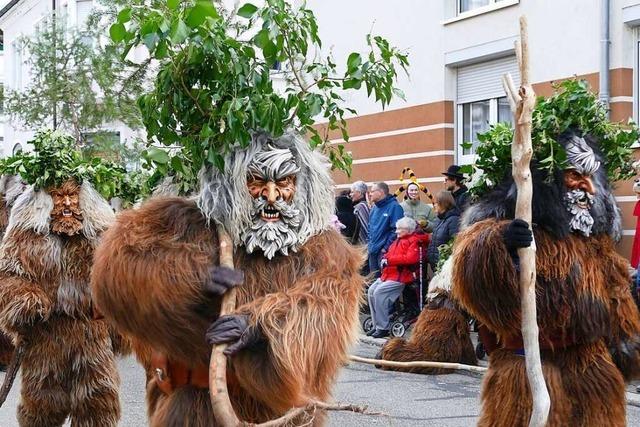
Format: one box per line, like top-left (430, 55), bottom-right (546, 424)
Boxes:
top-left (366, 216), bottom-right (429, 338)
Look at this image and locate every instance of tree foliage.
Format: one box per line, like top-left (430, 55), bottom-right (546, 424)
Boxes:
top-left (2, 11), bottom-right (148, 145)
top-left (108, 0), bottom-right (408, 193)
top-left (464, 79), bottom-right (639, 197)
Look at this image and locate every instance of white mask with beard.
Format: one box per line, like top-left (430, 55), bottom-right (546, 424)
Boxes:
top-left (242, 145), bottom-right (302, 259)
top-left (564, 189), bottom-right (595, 236)
top-left (563, 135), bottom-right (600, 237)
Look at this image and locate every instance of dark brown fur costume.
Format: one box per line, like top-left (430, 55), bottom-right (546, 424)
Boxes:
top-left (0, 186), bottom-right (121, 427)
top-left (378, 293), bottom-right (477, 374)
top-left (91, 197), bottom-right (364, 426)
top-left (452, 219), bottom-right (640, 426)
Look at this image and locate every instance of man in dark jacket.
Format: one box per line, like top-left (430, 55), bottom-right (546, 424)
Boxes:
top-left (443, 165), bottom-right (470, 211)
top-left (368, 182), bottom-right (405, 277)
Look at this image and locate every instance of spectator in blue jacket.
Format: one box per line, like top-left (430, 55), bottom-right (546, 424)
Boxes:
top-left (367, 182), bottom-right (405, 278)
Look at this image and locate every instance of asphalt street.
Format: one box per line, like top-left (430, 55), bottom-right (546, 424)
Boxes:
top-left (0, 341), bottom-right (639, 426)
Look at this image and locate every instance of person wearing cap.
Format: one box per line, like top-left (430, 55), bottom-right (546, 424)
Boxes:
top-left (442, 165), bottom-right (469, 211)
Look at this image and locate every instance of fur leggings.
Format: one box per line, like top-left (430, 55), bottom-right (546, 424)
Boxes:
top-left (16, 316), bottom-right (120, 427)
top-left (479, 342), bottom-right (626, 427)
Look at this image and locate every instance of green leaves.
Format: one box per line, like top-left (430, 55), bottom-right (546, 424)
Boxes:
top-left (237, 3), bottom-right (258, 19)
top-left (109, 23), bottom-right (127, 42)
top-left (185, 1), bottom-right (220, 28)
top-left (145, 147), bottom-right (170, 164)
top-left (167, 0), bottom-right (180, 10)
top-left (469, 78), bottom-right (639, 198)
top-left (108, 0), bottom-right (408, 194)
top-left (0, 130), bottom-right (138, 201)
top-left (170, 19), bottom-right (190, 44)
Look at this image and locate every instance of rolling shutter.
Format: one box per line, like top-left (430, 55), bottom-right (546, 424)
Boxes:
top-left (457, 56), bottom-right (520, 103)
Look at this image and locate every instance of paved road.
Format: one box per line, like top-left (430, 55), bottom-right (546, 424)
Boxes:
top-left (1, 342), bottom-right (639, 426)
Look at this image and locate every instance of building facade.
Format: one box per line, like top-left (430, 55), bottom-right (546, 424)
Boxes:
top-left (0, 0), bottom-right (639, 257)
top-left (309, 0), bottom-right (640, 258)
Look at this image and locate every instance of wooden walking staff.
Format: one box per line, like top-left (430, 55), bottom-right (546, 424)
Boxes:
top-left (209, 232), bottom-right (386, 426)
top-left (501, 17), bottom-right (551, 427)
top-left (209, 228), bottom-right (242, 427)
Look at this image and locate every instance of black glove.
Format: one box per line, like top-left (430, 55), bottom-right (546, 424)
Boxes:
top-left (204, 266), bottom-right (244, 296)
top-left (503, 219), bottom-right (533, 253)
top-left (205, 314), bottom-right (264, 356)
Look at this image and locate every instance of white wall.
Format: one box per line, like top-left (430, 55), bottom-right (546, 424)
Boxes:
top-left (0, 0), bottom-right (49, 155)
top-left (307, 0), bottom-right (637, 116)
top-left (0, 0), bottom-right (145, 156)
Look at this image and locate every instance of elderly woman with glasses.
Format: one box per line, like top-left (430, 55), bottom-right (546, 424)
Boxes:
top-left (366, 216), bottom-right (429, 338)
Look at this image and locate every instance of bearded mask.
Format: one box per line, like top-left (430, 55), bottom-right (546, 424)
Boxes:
top-left (242, 145), bottom-right (302, 259)
top-left (49, 180), bottom-right (84, 236)
top-left (562, 135), bottom-right (600, 237)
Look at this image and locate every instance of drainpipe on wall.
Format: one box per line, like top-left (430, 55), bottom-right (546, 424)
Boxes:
top-left (600, 0), bottom-right (611, 118)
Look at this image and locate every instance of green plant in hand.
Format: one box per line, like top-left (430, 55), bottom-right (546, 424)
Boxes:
top-left (109, 0), bottom-right (408, 194)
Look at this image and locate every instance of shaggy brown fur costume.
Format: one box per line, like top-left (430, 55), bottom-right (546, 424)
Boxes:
top-left (0, 175), bottom-right (25, 367)
top-left (378, 293), bottom-right (477, 374)
top-left (91, 197), bottom-right (364, 426)
top-left (0, 181), bottom-right (121, 427)
top-left (452, 219), bottom-right (640, 426)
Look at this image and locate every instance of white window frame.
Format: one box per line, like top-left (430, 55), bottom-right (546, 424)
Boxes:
top-left (457, 97), bottom-right (513, 165)
top-left (458, 0), bottom-right (492, 15)
top-left (445, 0), bottom-right (519, 24)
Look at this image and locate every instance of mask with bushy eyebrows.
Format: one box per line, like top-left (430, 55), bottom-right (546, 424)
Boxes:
top-left (49, 179), bottom-right (84, 236)
top-left (243, 145), bottom-right (302, 259)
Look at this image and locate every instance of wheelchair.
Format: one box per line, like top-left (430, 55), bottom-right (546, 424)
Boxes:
top-left (361, 244), bottom-right (427, 338)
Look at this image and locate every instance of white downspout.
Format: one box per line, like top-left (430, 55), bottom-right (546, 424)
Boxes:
top-left (600, 0), bottom-right (611, 117)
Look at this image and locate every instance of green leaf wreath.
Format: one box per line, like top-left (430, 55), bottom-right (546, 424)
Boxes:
top-left (108, 0), bottom-right (409, 194)
top-left (0, 129), bottom-right (144, 205)
top-left (465, 79), bottom-right (639, 198)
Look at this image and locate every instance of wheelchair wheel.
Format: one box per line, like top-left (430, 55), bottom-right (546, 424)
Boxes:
top-left (390, 321), bottom-right (406, 338)
top-left (362, 316), bottom-right (374, 334)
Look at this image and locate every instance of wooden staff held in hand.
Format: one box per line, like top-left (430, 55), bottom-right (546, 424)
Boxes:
top-left (501, 16), bottom-right (551, 427)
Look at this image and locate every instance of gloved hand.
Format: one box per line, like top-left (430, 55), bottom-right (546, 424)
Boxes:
top-left (204, 266), bottom-right (244, 296)
top-left (503, 219), bottom-right (533, 253)
top-left (205, 314), bottom-right (264, 356)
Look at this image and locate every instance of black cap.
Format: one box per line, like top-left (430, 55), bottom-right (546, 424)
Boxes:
top-left (442, 165), bottom-right (465, 180)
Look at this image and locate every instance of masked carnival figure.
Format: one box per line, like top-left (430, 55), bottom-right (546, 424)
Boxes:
top-left (0, 132), bottom-right (122, 426)
top-left (452, 130), bottom-right (640, 426)
top-left (91, 132), bottom-right (365, 426)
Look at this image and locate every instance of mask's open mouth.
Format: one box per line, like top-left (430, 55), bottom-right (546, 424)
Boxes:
top-left (261, 205), bottom-right (280, 221)
top-left (576, 194), bottom-right (589, 209)
top-left (62, 209), bottom-right (73, 217)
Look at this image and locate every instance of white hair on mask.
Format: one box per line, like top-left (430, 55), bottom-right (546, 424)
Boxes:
top-left (565, 135), bottom-right (600, 175)
top-left (198, 131), bottom-right (335, 253)
top-left (5, 181), bottom-right (114, 244)
top-left (427, 255), bottom-right (453, 297)
top-left (79, 181), bottom-right (116, 243)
